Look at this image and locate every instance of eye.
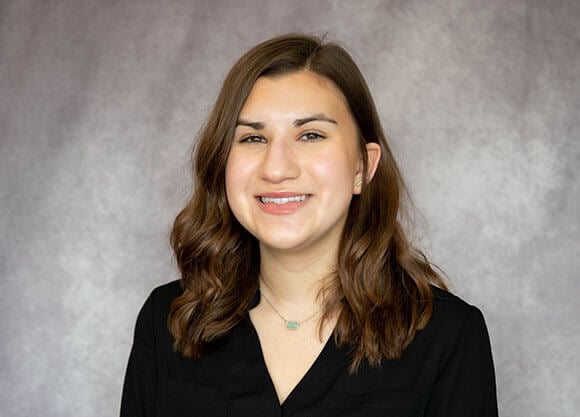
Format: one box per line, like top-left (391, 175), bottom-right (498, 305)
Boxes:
top-left (239, 134), bottom-right (266, 144)
top-left (299, 132), bottom-right (325, 142)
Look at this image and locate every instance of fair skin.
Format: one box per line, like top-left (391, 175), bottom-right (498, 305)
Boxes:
top-left (225, 70), bottom-right (381, 403)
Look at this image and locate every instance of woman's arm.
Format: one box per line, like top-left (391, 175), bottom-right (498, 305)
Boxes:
top-left (120, 292), bottom-right (158, 417)
top-left (425, 306), bottom-right (498, 416)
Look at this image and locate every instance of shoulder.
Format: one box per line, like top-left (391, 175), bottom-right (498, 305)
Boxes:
top-left (133, 280), bottom-right (182, 335)
top-left (147, 279), bottom-right (183, 307)
top-left (430, 285), bottom-right (481, 322)
top-left (417, 285), bottom-right (491, 353)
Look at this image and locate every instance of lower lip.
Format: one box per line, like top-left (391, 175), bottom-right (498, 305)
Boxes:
top-left (257, 196), bottom-right (310, 215)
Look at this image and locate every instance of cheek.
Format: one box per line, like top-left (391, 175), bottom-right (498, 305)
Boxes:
top-left (226, 151), bottom-right (244, 181)
top-left (225, 152), bottom-right (253, 208)
top-left (225, 155), bottom-right (242, 202)
top-left (310, 151), bottom-right (358, 190)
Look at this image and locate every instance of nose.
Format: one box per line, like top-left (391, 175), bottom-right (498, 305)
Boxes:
top-left (259, 138), bottom-right (300, 183)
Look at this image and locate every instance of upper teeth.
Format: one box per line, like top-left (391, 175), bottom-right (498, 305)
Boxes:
top-left (260, 195), bottom-right (307, 204)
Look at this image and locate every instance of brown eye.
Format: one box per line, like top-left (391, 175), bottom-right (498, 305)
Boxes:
top-left (240, 135), bottom-right (266, 144)
top-left (299, 132), bottom-right (325, 141)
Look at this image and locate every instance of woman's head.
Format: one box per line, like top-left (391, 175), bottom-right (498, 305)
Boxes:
top-left (195, 33), bottom-right (402, 248)
top-left (225, 70), bottom-right (379, 257)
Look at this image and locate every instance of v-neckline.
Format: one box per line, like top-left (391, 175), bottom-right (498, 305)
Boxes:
top-left (279, 334), bottom-right (338, 414)
top-left (245, 312), bottom-right (338, 415)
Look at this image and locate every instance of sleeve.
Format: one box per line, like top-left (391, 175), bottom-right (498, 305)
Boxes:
top-left (120, 291), bottom-right (158, 417)
top-left (425, 306), bottom-right (499, 417)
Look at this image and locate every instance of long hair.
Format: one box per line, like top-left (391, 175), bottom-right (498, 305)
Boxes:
top-left (169, 33), bottom-right (447, 371)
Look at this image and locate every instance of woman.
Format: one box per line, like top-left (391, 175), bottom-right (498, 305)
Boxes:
top-left (121, 33), bottom-right (498, 417)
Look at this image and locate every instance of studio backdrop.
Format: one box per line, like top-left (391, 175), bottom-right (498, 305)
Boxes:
top-left (1, 1), bottom-right (578, 416)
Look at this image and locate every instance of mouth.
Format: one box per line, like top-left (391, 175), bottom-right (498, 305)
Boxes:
top-left (255, 193), bottom-right (311, 214)
top-left (258, 194), bottom-right (308, 204)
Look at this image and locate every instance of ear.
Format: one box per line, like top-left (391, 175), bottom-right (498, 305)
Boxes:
top-left (353, 142), bottom-right (381, 195)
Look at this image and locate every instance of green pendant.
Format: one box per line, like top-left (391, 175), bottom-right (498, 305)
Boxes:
top-left (286, 321), bottom-right (300, 330)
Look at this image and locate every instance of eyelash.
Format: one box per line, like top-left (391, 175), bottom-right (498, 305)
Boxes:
top-left (239, 132), bottom-right (326, 143)
top-left (300, 132), bottom-right (325, 141)
top-left (239, 135), bottom-right (266, 144)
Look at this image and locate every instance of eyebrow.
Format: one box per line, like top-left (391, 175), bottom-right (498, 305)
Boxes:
top-left (236, 113), bottom-right (338, 129)
top-left (235, 120), bottom-right (265, 130)
top-left (294, 113), bottom-right (338, 127)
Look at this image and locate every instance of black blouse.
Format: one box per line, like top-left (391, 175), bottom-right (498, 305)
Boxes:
top-left (120, 280), bottom-right (498, 417)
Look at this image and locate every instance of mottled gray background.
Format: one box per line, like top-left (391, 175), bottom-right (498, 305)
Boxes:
top-left (1, 0), bottom-right (578, 416)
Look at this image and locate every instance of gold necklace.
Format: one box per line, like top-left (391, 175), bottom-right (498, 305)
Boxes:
top-left (260, 290), bottom-right (321, 330)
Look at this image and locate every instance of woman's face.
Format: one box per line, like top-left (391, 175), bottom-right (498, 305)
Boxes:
top-left (225, 71), bottom-right (364, 256)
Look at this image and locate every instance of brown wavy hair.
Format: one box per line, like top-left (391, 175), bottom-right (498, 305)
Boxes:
top-left (169, 33), bottom-right (447, 371)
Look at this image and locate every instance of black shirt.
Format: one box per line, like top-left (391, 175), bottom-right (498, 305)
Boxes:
top-left (121, 280), bottom-right (498, 416)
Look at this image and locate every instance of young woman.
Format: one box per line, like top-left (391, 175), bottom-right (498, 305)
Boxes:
top-left (121, 33), bottom-right (498, 417)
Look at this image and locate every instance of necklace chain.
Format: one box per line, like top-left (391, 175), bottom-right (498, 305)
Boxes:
top-left (260, 290), bottom-right (321, 330)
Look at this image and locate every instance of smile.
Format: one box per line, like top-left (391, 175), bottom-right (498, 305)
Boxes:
top-left (259, 195), bottom-right (308, 204)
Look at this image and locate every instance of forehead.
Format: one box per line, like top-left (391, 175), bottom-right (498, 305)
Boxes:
top-left (239, 71), bottom-right (351, 117)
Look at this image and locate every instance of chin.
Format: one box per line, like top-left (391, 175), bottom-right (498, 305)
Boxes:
top-left (259, 237), bottom-right (309, 252)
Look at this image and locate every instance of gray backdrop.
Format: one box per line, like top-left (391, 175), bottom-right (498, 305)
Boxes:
top-left (1, 0), bottom-right (578, 416)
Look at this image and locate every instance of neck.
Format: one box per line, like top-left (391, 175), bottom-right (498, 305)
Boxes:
top-left (258, 243), bottom-right (337, 311)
